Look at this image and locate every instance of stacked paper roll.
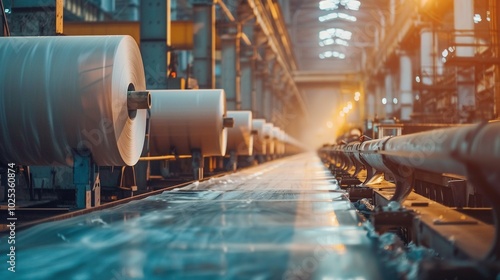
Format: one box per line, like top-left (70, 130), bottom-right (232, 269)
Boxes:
top-left (272, 127), bottom-right (285, 155)
top-left (251, 119), bottom-right (266, 154)
top-left (0, 36), bottom-right (147, 166)
top-left (262, 123), bottom-right (275, 155)
top-left (272, 127), bottom-right (281, 155)
top-left (149, 90), bottom-right (227, 156)
top-left (226, 111), bottom-right (253, 156)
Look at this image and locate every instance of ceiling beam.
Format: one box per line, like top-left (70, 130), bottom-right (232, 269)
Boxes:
top-left (293, 70), bottom-right (361, 85)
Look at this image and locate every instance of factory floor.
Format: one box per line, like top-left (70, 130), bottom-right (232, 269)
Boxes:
top-left (0, 153), bottom-right (389, 279)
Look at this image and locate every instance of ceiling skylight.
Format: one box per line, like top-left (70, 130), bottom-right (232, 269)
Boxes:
top-left (319, 28), bottom-right (352, 41)
top-left (319, 38), bottom-right (349, 47)
top-left (319, 51), bottom-right (346, 60)
top-left (319, 12), bottom-right (357, 22)
top-left (319, 0), bottom-right (361, 11)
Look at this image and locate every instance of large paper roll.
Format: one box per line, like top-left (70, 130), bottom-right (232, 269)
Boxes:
top-left (272, 127), bottom-right (285, 155)
top-left (149, 90), bottom-right (227, 156)
top-left (251, 119), bottom-right (266, 154)
top-left (263, 123), bottom-right (275, 155)
top-left (226, 111), bottom-right (253, 156)
top-left (0, 36), bottom-right (147, 166)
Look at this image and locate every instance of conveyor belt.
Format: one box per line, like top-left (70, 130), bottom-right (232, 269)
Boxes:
top-left (0, 154), bottom-right (385, 279)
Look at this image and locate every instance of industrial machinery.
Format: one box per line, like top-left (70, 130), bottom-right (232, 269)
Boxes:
top-left (319, 121), bottom-right (500, 278)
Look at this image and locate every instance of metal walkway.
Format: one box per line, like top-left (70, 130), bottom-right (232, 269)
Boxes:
top-left (1, 154), bottom-right (384, 279)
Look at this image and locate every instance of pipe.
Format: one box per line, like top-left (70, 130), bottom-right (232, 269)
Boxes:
top-left (127, 90), bottom-right (151, 110)
top-left (139, 155), bottom-right (191, 161)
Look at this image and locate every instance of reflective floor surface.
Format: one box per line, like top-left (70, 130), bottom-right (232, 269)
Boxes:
top-left (1, 153), bottom-right (385, 279)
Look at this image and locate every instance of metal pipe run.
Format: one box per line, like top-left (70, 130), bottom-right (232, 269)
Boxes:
top-left (128, 90), bottom-right (151, 110)
top-left (319, 121), bottom-right (500, 261)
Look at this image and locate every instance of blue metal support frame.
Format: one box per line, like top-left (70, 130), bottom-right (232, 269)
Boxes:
top-left (73, 152), bottom-right (98, 209)
top-left (192, 0), bottom-right (215, 89)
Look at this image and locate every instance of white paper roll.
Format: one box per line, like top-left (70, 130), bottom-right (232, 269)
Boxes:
top-left (251, 119), bottom-right (266, 154)
top-left (226, 111), bottom-right (253, 156)
top-left (149, 90), bottom-right (227, 156)
top-left (272, 127), bottom-right (285, 155)
top-left (0, 36), bottom-right (147, 166)
top-left (263, 123), bottom-right (275, 155)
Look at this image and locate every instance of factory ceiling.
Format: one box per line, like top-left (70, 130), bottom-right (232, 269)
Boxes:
top-left (287, 0), bottom-right (389, 76)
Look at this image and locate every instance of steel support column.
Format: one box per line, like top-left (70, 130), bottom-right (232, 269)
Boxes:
top-left (491, 0), bottom-right (500, 119)
top-left (255, 58), bottom-right (266, 118)
top-left (367, 92), bottom-right (375, 120)
top-left (221, 23), bottom-right (241, 110)
top-left (455, 0), bottom-right (476, 123)
top-left (420, 28), bottom-right (434, 85)
top-left (241, 19), bottom-right (256, 112)
top-left (399, 53), bottom-right (413, 121)
top-left (264, 51), bottom-right (276, 122)
top-left (264, 77), bottom-right (274, 121)
top-left (139, 0), bottom-right (170, 190)
top-left (140, 0), bottom-right (170, 89)
top-left (192, 0), bottom-right (215, 89)
top-left (272, 68), bottom-right (284, 126)
top-left (384, 72), bottom-right (394, 116)
top-left (376, 82), bottom-right (384, 118)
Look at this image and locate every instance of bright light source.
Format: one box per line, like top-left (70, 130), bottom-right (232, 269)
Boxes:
top-left (4, 8), bottom-right (11, 14)
top-left (448, 46), bottom-right (455, 52)
top-left (319, 50), bottom-right (346, 60)
top-left (474, 14), bottom-right (482, 23)
top-left (345, 0), bottom-right (361, 10)
top-left (354, 92), bottom-right (360, 101)
top-left (319, 0), bottom-right (360, 11)
top-left (393, 98), bottom-right (398, 104)
top-left (319, 0), bottom-right (338, 10)
top-left (319, 38), bottom-right (348, 47)
top-left (415, 95), bottom-right (420, 100)
top-left (382, 98), bottom-right (387, 105)
top-left (415, 76), bottom-right (421, 83)
top-left (442, 49), bottom-right (449, 58)
top-left (326, 121), bottom-right (333, 128)
top-left (343, 107), bottom-right (349, 113)
top-left (319, 28), bottom-right (352, 41)
top-left (319, 12), bottom-right (357, 22)
top-left (347, 102), bottom-right (353, 109)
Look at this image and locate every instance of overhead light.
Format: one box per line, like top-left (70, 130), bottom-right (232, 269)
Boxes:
top-left (347, 102), bottom-right (353, 109)
top-left (415, 76), bottom-right (421, 83)
top-left (343, 107), bottom-right (349, 113)
top-left (319, 51), bottom-right (346, 60)
top-left (354, 95), bottom-right (360, 101)
top-left (474, 14), bottom-right (482, 23)
top-left (382, 98), bottom-right (387, 105)
top-left (319, 12), bottom-right (357, 22)
top-left (393, 98), bottom-right (398, 104)
top-left (319, 28), bottom-right (352, 41)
